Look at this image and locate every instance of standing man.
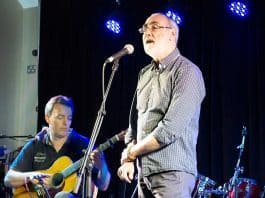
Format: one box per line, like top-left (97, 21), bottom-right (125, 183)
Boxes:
top-left (117, 13), bottom-right (206, 197)
top-left (4, 95), bottom-right (111, 197)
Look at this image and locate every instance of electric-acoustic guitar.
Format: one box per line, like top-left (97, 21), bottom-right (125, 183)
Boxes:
top-left (12, 131), bottom-right (126, 198)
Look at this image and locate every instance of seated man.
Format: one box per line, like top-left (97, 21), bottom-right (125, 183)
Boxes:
top-left (4, 95), bottom-right (111, 197)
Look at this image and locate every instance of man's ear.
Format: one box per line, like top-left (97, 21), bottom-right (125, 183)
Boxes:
top-left (171, 28), bottom-right (176, 38)
top-left (45, 115), bottom-right (50, 124)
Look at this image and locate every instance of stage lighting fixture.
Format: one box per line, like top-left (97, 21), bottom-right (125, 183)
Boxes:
top-left (228, 1), bottom-right (249, 17)
top-left (105, 19), bottom-right (121, 34)
top-left (166, 10), bottom-right (182, 25)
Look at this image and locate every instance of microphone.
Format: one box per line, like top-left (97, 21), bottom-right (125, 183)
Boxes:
top-left (105, 44), bottom-right (134, 63)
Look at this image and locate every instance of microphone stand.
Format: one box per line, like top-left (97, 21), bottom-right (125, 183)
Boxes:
top-left (229, 126), bottom-right (247, 198)
top-left (73, 59), bottom-right (121, 197)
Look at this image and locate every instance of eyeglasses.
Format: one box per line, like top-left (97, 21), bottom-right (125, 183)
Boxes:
top-left (138, 23), bottom-right (172, 34)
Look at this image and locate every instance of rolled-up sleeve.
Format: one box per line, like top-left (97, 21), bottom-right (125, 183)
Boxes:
top-left (152, 64), bottom-right (205, 145)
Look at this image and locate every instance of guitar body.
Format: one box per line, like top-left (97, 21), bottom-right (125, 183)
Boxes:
top-left (13, 156), bottom-right (77, 198)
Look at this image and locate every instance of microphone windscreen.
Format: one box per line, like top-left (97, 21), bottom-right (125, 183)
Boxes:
top-left (124, 44), bottom-right (134, 54)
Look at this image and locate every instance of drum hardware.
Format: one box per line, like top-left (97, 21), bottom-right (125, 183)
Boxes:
top-left (194, 126), bottom-right (263, 198)
top-left (228, 126), bottom-right (247, 198)
top-left (228, 178), bottom-right (263, 198)
top-left (193, 177), bottom-right (263, 198)
top-left (220, 126), bottom-right (262, 198)
top-left (203, 187), bottom-right (227, 196)
top-left (192, 174), bottom-right (217, 198)
top-left (198, 176), bottom-right (216, 197)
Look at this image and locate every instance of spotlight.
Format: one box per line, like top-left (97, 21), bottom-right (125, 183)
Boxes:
top-left (228, 1), bottom-right (249, 17)
top-left (105, 19), bottom-right (121, 34)
top-left (165, 10), bottom-right (182, 25)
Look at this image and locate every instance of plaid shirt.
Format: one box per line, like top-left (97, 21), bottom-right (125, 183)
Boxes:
top-left (125, 48), bottom-right (206, 177)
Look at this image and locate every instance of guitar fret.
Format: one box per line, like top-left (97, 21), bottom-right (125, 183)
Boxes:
top-left (62, 158), bottom-right (83, 178)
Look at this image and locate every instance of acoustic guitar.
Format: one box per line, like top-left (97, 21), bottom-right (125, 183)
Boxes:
top-left (13, 131), bottom-right (126, 198)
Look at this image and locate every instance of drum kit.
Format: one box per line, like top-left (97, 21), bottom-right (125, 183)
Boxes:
top-left (193, 127), bottom-right (264, 198)
top-left (192, 174), bottom-right (264, 198)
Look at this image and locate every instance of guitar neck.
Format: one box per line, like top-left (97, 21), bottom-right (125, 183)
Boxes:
top-left (55, 131), bottom-right (125, 182)
top-left (61, 158), bottom-right (83, 178)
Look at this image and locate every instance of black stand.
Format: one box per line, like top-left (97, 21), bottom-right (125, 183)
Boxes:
top-left (128, 174), bottom-right (138, 198)
top-left (130, 184), bottom-right (138, 198)
top-left (228, 126), bottom-right (247, 198)
top-left (73, 59), bottom-right (121, 197)
top-left (80, 167), bottom-right (92, 198)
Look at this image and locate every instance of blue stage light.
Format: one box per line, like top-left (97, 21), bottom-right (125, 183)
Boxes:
top-left (166, 10), bottom-right (182, 25)
top-left (228, 1), bottom-right (249, 17)
top-left (105, 20), bottom-right (121, 34)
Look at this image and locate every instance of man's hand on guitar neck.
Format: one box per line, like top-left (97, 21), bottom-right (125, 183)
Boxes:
top-left (89, 150), bottom-right (104, 171)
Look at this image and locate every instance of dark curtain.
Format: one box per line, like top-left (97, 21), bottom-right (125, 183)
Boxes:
top-left (38, 0), bottom-right (265, 197)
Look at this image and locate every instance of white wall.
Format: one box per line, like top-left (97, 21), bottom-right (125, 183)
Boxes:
top-left (0, 0), bottom-right (40, 155)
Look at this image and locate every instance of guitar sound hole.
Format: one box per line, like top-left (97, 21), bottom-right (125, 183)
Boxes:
top-left (52, 173), bottom-right (64, 188)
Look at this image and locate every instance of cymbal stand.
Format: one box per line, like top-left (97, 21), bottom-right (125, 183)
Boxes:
top-left (228, 126), bottom-right (247, 198)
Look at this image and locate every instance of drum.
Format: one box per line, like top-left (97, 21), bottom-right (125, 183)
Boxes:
top-left (192, 174), bottom-right (217, 198)
top-left (228, 178), bottom-right (262, 198)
